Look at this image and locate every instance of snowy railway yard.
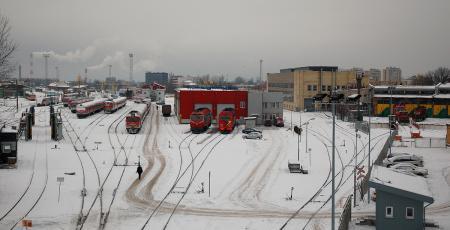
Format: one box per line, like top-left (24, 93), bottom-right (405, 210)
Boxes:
top-left (1, 98), bottom-right (450, 230)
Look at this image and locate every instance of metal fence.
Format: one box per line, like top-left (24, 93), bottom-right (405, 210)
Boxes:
top-left (338, 195), bottom-right (353, 230)
top-left (415, 137), bottom-right (447, 148)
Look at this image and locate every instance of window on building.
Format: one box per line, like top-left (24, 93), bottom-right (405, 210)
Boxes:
top-left (312, 85), bottom-right (317, 91)
top-left (385, 206), bottom-right (394, 218)
top-left (322, 85), bottom-right (326, 91)
top-left (406, 207), bottom-right (414, 219)
top-left (240, 101), bottom-right (246, 109)
top-left (264, 102), bottom-right (268, 109)
top-left (2, 144), bottom-right (11, 153)
top-left (327, 85), bottom-right (332, 91)
top-left (307, 85), bottom-right (312, 91)
top-left (271, 102), bottom-right (275, 108)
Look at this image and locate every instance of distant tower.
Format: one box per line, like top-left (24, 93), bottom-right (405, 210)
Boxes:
top-left (85, 68), bottom-right (88, 83)
top-left (129, 53), bottom-right (134, 84)
top-left (55, 66), bottom-right (59, 82)
top-left (108, 64), bottom-right (112, 78)
top-left (29, 53), bottom-right (34, 78)
top-left (43, 53), bottom-right (50, 83)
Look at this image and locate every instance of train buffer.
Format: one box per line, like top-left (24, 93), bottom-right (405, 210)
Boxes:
top-left (288, 161), bottom-right (309, 174)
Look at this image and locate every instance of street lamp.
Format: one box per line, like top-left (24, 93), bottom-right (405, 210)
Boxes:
top-left (354, 130), bottom-right (361, 207)
top-left (388, 86), bottom-right (396, 156)
top-left (304, 117), bottom-right (315, 153)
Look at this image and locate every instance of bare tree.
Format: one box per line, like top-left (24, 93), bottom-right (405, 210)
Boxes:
top-left (425, 67), bottom-right (450, 84)
top-left (409, 74), bottom-right (434, 85)
top-left (0, 13), bottom-right (17, 79)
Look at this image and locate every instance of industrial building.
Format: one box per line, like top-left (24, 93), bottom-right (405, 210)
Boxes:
top-left (372, 83), bottom-right (450, 118)
top-left (267, 66), bottom-right (369, 111)
top-left (174, 88), bottom-right (248, 124)
top-left (247, 91), bottom-right (284, 123)
top-left (145, 72), bottom-right (169, 86)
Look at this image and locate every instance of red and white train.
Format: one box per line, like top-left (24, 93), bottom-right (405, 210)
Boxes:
top-left (76, 98), bottom-right (108, 118)
top-left (126, 102), bottom-right (150, 134)
top-left (189, 108), bottom-right (212, 133)
top-left (218, 108), bottom-right (236, 133)
top-left (104, 97), bottom-right (127, 114)
top-left (69, 98), bottom-right (92, 113)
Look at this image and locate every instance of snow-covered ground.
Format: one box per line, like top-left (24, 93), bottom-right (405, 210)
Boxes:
top-left (0, 97), bottom-right (449, 230)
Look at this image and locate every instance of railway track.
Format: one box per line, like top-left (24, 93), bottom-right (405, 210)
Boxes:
top-left (0, 108), bottom-right (49, 230)
top-left (139, 131), bottom-right (227, 230)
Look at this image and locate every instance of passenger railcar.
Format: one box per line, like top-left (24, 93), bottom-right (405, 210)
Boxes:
top-left (218, 108), bottom-right (236, 133)
top-left (189, 108), bottom-right (212, 133)
top-left (69, 98), bottom-right (92, 113)
top-left (126, 102), bottom-right (150, 134)
top-left (104, 97), bottom-right (127, 114)
top-left (76, 98), bottom-right (107, 118)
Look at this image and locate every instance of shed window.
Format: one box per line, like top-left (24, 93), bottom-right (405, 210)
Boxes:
top-left (406, 207), bottom-right (414, 219)
top-left (240, 101), bottom-right (246, 109)
top-left (385, 206), bottom-right (393, 218)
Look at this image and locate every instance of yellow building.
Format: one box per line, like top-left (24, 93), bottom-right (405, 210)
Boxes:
top-left (268, 66), bottom-right (369, 111)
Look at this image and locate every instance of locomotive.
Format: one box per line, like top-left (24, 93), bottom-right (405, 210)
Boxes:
top-left (76, 98), bottom-right (108, 118)
top-left (104, 97), bottom-right (127, 114)
top-left (218, 108), bottom-right (236, 133)
top-left (126, 102), bottom-right (150, 134)
top-left (189, 108), bottom-right (212, 133)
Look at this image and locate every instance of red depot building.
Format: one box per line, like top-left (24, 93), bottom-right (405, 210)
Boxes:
top-left (174, 88), bottom-right (248, 124)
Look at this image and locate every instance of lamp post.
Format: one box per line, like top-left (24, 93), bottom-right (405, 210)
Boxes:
top-left (354, 130), bottom-right (361, 207)
top-left (368, 89), bottom-right (372, 203)
top-left (388, 86), bottom-right (396, 156)
top-left (304, 118), bottom-right (315, 153)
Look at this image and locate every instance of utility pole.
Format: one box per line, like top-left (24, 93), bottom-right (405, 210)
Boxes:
top-left (259, 59), bottom-right (263, 124)
top-left (367, 91), bottom-right (372, 203)
top-left (331, 73), bottom-right (336, 230)
top-left (354, 129), bottom-right (358, 207)
top-left (16, 65), bottom-right (20, 112)
top-left (129, 53), bottom-right (134, 85)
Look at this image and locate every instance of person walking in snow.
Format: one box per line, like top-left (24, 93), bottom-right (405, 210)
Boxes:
top-left (137, 164), bottom-right (143, 180)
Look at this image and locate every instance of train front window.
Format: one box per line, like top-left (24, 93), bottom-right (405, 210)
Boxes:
top-left (221, 116), bottom-right (230, 121)
top-left (190, 114), bottom-right (204, 121)
top-left (126, 117), bottom-right (139, 122)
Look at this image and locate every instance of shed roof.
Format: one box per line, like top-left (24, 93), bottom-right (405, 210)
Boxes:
top-left (369, 166), bottom-right (434, 203)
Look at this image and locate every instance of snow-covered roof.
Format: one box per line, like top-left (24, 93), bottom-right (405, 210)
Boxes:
top-left (373, 85), bottom-right (436, 90)
top-left (437, 83), bottom-right (450, 89)
top-left (373, 94), bottom-right (434, 99)
top-left (48, 82), bottom-right (70, 88)
top-left (434, 94), bottom-right (450, 99)
top-left (369, 166), bottom-right (433, 203)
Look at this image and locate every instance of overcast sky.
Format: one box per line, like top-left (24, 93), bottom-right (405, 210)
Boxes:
top-left (1, 0), bottom-right (450, 81)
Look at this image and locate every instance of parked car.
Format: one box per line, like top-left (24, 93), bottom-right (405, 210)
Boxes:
top-left (264, 119), bottom-right (272, 127)
top-left (387, 152), bottom-right (410, 158)
top-left (243, 132), bottom-right (263, 139)
top-left (242, 128), bottom-right (262, 134)
top-left (274, 117), bottom-right (284, 127)
top-left (383, 155), bottom-right (423, 167)
top-left (390, 163), bottom-right (428, 177)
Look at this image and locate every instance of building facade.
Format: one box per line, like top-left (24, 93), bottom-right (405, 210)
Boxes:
top-left (382, 67), bottom-right (402, 84)
top-left (247, 91), bottom-right (284, 123)
top-left (174, 89), bottom-right (248, 124)
top-left (145, 72), bottom-right (169, 86)
top-left (268, 66), bottom-right (369, 111)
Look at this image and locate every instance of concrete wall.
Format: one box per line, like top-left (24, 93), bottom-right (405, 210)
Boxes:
top-left (376, 190), bottom-right (424, 230)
